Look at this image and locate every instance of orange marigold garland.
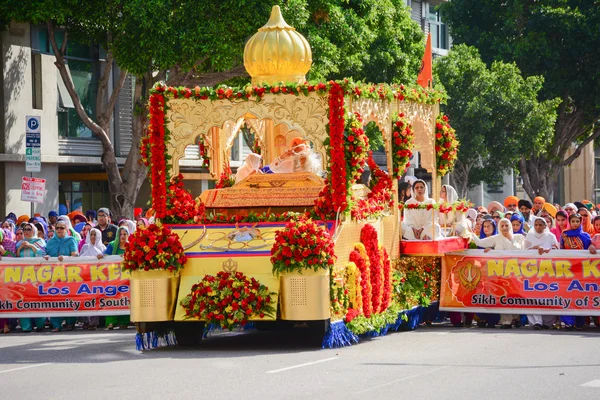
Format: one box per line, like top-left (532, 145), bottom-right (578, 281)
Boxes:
top-left (391, 113), bottom-right (414, 179)
top-left (435, 113), bottom-right (458, 177)
top-left (361, 224), bottom-right (383, 313)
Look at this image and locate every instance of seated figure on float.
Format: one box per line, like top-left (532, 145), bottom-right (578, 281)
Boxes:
top-left (235, 152), bottom-right (262, 184)
top-left (402, 179), bottom-right (442, 240)
top-left (262, 137), bottom-right (322, 175)
top-left (438, 184), bottom-right (469, 238)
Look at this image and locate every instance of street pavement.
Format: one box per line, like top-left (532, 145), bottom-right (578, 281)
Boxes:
top-left (2, 323), bottom-right (600, 400)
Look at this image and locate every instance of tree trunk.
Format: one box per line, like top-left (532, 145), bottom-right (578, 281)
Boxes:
top-left (451, 160), bottom-right (471, 199)
top-left (48, 22), bottom-right (143, 220)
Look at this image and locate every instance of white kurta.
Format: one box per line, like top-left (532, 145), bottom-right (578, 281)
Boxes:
top-left (471, 233), bottom-right (525, 250)
top-left (402, 198), bottom-right (441, 240)
top-left (524, 231), bottom-right (558, 250)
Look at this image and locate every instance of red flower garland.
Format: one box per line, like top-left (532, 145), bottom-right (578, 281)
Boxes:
top-left (344, 111), bottom-right (369, 185)
top-left (349, 247), bottom-right (372, 318)
top-left (313, 178), bottom-right (337, 221)
top-left (380, 247), bottom-right (393, 311)
top-left (148, 93), bottom-right (168, 218)
top-left (361, 224), bottom-right (383, 313)
top-left (215, 160), bottom-right (235, 189)
top-left (328, 82), bottom-right (347, 213)
top-left (435, 113), bottom-right (459, 177)
top-left (165, 174), bottom-right (204, 224)
top-left (391, 113), bottom-right (414, 179)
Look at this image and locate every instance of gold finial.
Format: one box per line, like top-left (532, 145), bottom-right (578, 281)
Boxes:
top-left (244, 5), bottom-right (312, 86)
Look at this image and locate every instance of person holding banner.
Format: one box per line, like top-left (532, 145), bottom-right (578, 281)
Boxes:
top-left (469, 218), bottom-right (524, 328)
top-left (44, 220), bottom-right (79, 331)
top-left (402, 180), bottom-right (441, 240)
top-left (102, 226), bottom-right (131, 330)
top-left (16, 222), bottom-right (47, 332)
top-left (524, 217), bottom-right (559, 330)
top-left (559, 213), bottom-right (593, 330)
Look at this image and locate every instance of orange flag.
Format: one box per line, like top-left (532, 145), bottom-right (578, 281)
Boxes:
top-left (417, 33), bottom-right (432, 88)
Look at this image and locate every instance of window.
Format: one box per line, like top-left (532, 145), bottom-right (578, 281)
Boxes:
top-left (32, 26), bottom-right (100, 138)
top-left (59, 179), bottom-right (110, 213)
top-left (31, 52), bottom-right (43, 109)
top-left (428, 4), bottom-right (449, 50)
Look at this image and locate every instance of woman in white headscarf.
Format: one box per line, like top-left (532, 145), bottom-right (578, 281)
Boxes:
top-left (118, 219), bottom-right (136, 235)
top-left (523, 217), bottom-right (558, 329)
top-left (470, 218), bottom-right (524, 328)
top-left (79, 228), bottom-right (106, 257)
top-left (401, 179), bottom-right (441, 240)
top-left (235, 152), bottom-right (262, 183)
top-left (57, 215), bottom-right (81, 241)
top-left (438, 184), bottom-right (468, 237)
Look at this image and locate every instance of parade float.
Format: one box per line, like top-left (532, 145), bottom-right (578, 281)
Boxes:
top-left (127, 5), bottom-right (467, 349)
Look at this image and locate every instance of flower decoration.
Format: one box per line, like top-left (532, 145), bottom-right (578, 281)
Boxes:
top-left (398, 200), bottom-right (473, 213)
top-left (392, 256), bottom-right (441, 309)
top-left (391, 113), bottom-right (414, 179)
top-left (361, 224), bottom-right (383, 313)
top-left (327, 82), bottom-right (348, 213)
top-left (345, 261), bottom-right (363, 313)
top-left (330, 269), bottom-right (349, 321)
top-left (270, 217), bottom-right (336, 275)
top-left (312, 179), bottom-right (337, 221)
top-left (198, 136), bottom-right (210, 169)
top-left (343, 111), bottom-right (369, 184)
top-left (147, 93), bottom-right (170, 218)
top-left (180, 271), bottom-right (276, 331)
top-left (122, 223), bottom-right (187, 273)
top-left (380, 247), bottom-right (393, 311)
top-left (435, 113), bottom-right (459, 177)
top-left (164, 174), bottom-right (204, 224)
top-left (215, 160), bottom-right (235, 189)
top-left (349, 244), bottom-right (372, 318)
top-left (351, 152), bottom-right (393, 221)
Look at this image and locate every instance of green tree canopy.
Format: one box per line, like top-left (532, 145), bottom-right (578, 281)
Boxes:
top-left (434, 44), bottom-right (558, 197)
top-left (440, 0), bottom-right (600, 201)
top-left (4, 0), bottom-right (426, 216)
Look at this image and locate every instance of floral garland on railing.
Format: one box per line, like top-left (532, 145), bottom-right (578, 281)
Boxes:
top-left (398, 200), bottom-right (472, 213)
top-left (391, 113), bottom-right (414, 180)
top-left (149, 79), bottom-right (446, 106)
top-left (180, 271), bottom-right (276, 331)
top-left (147, 92), bottom-right (170, 218)
top-left (192, 211), bottom-right (300, 225)
top-left (435, 113), bottom-right (458, 177)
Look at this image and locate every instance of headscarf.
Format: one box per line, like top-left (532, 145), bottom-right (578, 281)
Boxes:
top-left (563, 203), bottom-right (577, 214)
top-left (578, 208), bottom-right (595, 235)
top-left (109, 226), bottom-right (130, 255)
top-left (487, 201), bottom-right (504, 214)
top-left (480, 219), bottom-right (498, 239)
top-left (542, 203), bottom-right (557, 218)
top-left (561, 223), bottom-right (591, 250)
top-left (119, 219), bottom-right (136, 235)
top-left (137, 218), bottom-right (149, 228)
top-left (504, 196), bottom-right (519, 208)
top-left (16, 223), bottom-right (46, 257)
top-left (492, 211), bottom-right (505, 220)
top-left (498, 218), bottom-right (514, 240)
top-left (412, 179), bottom-right (430, 199)
top-left (510, 213), bottom-right (526, 235)
top-left (33, 217), bottom-right (48, 239)
top-left (70, 212), bottom-right (87, 225)
top-left (235, 152), bottom-right (262, 183)
top-left (525, 217), bottom-right (557, 249)
top-left (466, 209), bottom-right (477, 222)
top-left (534, 196), bottom-right (545, 208)
top-left (45, 229), bottom-right (79, 257)
top-left (441, 184), bottom-right (458, 203)
top-left (79, 228), bottom-right (106, 257)
top-left (58, 215), bottom-right (81, 241)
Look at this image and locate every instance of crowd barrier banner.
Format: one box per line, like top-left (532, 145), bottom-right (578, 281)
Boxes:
top-left (440, 250), bottom-right (600, 316)
top-left (0, 256), bottom-right (130, 317)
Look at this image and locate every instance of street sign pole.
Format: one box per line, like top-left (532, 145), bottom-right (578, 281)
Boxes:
top-left (25, 116), bottom-right (41, 216)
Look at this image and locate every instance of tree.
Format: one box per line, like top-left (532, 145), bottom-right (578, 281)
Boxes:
top-left (7, 0), bottom-right (424, 217)
top-left (434, 45), bottom-right (558, 198)
top-left (440, 0), bottom-right (600, 201)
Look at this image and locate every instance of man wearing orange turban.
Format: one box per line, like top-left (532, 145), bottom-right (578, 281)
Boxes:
top-left (504, 196), bottom-right (519, 211)
top-left (533, 196), bottom-right (545, 216)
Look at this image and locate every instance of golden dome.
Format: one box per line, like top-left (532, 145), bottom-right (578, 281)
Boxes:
top-left (244, 5), bottom-right (312, 86)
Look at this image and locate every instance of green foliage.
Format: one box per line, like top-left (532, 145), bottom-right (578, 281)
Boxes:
top-left (440, 0), bottom-right (600, 198)
top-left (364, 121), bottom-right (384, 152)
top-left (346, 302), bottom-right (401, 335)
top-left (434, 44), bottom-right (558, 194)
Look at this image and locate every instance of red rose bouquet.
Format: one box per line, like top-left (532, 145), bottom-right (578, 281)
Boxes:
top-left (391, 113), bottom-right (414, 179)
top-left (270, 217), bottom-right (336, 274)
top-left (435, 113), bottom-right (458, 177)
top-left (165, 174), bottom-right (204, 224)
top-left (122, 223), bottom-right (187, 273)
top-left (180, 271), bottom-right (276, 331)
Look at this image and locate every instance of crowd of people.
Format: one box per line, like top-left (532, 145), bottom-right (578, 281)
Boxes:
top-left (400, 180), bottom-right (600, 331)
top-left (0, 207), bottom-right (151, 334)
